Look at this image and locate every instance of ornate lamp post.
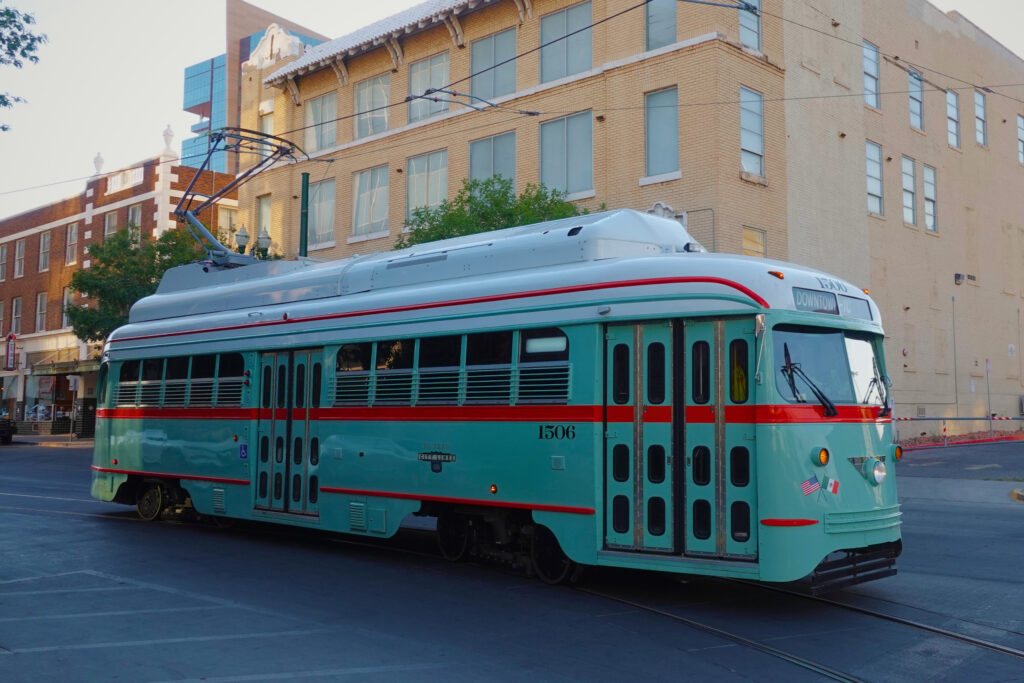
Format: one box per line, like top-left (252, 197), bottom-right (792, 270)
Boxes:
top-left (257, 227), bottom-right (271, 260)
top-left (235, 225), bottom-right (250, 254)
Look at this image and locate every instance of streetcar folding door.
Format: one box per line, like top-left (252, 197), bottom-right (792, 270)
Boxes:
top-left (604, 323), bottom-right (675, 552)
top-left (682, 319), bottom-right (758, 559)
top-left (254, 350), bottom-right (323, 515)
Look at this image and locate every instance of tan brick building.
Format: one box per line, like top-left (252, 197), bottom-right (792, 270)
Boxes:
top-left (0, 142), bottom-right (237, 426)
top-left (234, 0), bottom-right (1024, 428)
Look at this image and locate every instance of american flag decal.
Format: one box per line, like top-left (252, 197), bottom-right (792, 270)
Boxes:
top-left (800, 476), bottom-right (821, 495)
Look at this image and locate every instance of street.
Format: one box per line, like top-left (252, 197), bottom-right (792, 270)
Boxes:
top-left (1, 440), bottom-right (1022, 682)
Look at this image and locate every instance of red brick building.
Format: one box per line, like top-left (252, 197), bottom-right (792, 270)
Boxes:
top-left (0, 147), bottom-right (237, 427)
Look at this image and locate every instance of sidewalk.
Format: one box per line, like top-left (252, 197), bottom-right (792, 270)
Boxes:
top-left (12, 433), bottom-right (95, 449)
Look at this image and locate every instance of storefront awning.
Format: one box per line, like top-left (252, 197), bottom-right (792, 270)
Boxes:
top-left (31, 360), bottom-right (101, 376)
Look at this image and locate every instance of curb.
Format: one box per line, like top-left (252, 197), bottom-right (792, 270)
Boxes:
top-left (902, 435), bottom-right (1024, 451)
top-left (36, 440), bottom-right (95, 449)
top-left (1012, 489), bottom-right (1024, 504)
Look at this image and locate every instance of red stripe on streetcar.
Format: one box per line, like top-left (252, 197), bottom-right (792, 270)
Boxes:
top-left (95, 404), bottom-right (888, 424)
top-left (110, 277), bottom-right (770, 344)
top-left (319, 486), bottom-right (595, 515)
top-left (90, 465), bottom-right (249, 486)
top-left (760, 518), bottom-right (819, 527)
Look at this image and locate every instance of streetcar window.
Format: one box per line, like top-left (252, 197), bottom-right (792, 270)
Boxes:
top-left (731, 502), bottom-right (750, 542)
top-left (117, 361), bottom-right (140, 406)
top-left (730, 446), bottom-right (750, 487)
top-left (376, 339), bottom-right (414, 370)
top-left (691, 341), bottom-right (710, 404)
top-left (613, 444), bottom-right (630, 482)
top-left (97, 363), bottom-right (109, 405)
top-left (338, 343), bottom-right (372, 371)
top-left (216, 353), bottom-right (245, 407)
top-left (612, 344), bottom-right (630, 404)
top-left (165, 357), bottom-right (189, 407)
top-left (218, 353), bottom-right (244, 377)
top-left (519, 328), bottom-right (570, 404)
top-left (772, 325), bottom-right (883, 405)
top-left (119, 361), bottom-right (140, 383)
top-left (190, 354), bottom-right (216, 406)
top-left (648, 498), bottom-right (666, 536)
top-left (294, 364), bottom-right (306, 409)
top-left (140, 359), bottom-right (163, 406)
top-left (647, 343), bottom-right (665, 405)
top-left (729, 340), bottom-right (749, 404)
top-left (277, 365), bottom-right (287, 408)
top-left (420, 335), bottom-right (462, 368)
top-left (466, 332), bottom-right (512, 404)
top-left (693, 500), bottom-right (711, 540)
top-left (336, 344), bottom-right (371, 406)
top-left (647, 445), bottom-right (665, 484)
top-left (612, 495), bottom-right (630, 534)
top-left (520, 328), bottom-right (569, 362)
top-left (311, 363), bottom-right (322, 409)
top-left (419, 336), bottom-right (462, 404)
top-left (261, 366), bottom-right (272, 408)
top-left (692, 446), bottom-right (711, 486)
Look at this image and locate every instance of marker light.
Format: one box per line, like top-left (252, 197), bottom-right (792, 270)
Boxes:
top-left (867, 460), bottom-right (887, 485)
top-left (893, 445), bottom-right (903, 461)
top-left (811, 447), bottom-right (830, 467)
top-left (768, 270), bottom-right (785, 280)
top-left (490, 484), bottom-right (498, 495)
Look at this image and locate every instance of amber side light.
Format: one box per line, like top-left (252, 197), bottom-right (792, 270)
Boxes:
top-left (768, 271), bottom-right (785, 279)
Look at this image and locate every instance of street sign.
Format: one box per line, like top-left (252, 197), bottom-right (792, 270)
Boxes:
top-left (4, 334), bottom-right (16, 371)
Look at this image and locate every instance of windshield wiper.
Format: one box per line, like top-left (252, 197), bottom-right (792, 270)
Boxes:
top-left (781, 343), bottom-right (838, 417)
top-left (865, 357), bottom-right (892, 416)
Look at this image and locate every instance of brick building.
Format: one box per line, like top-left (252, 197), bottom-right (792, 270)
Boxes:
top-left (0, 140), bottom-right (237, 425)
top-left (233, 0), bottom-right (1024, 427)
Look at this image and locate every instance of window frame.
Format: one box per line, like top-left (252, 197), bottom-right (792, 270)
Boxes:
top-left (646, 0), bottom-right (676, 51)
top-left (539, 110), bottom-right (593, 195)
top-left (35, 292), bottom-right (46, 332)
top-left (11, 297), bottom-right (21, 335)
top-left (866, 140), bottom-right (884, 215)
top-left (908, 69), bottom-right (923, 130)
top-left (645, 87), bottom-right (679, 178)
top-left (470, 28), bottom-right (516, 101)
top-left (406, 149), bottom-right (448, 220)
top-left (65, 223), bottom-right (78, 265)
top-left (863, 41), bottom-right (880, 109)
top-left (902, 155), bottom-right (916, 226)
top-left (1018, 114), bottom-right (1024, 165)
top-left (469, 131), bottom-right (516, 184)
top-left (104, 211), bottom-right (117, 237)
top-left (14, 239), bottom-right (25, 278)
top-left (408, 52), bottom-right (450, 123)
top-left (738, 0), bottom-right (761, 51)
top-left (307, 178), bottom-right (336, 249)
top-left (975, 91), bottom-right (987, 145)
top-left (352, 165), bottom-right (390, 237)
top-left (62, 287), bottom-right (71, 328)
top-left (37, 231), bottom-right (50, 272)
top-left (539, 1), bottom-right (592, 84)
top-left (0, 244), bottom-right (6, 281)
top-left (304, 92), bottom-right (338, 153)
top-left (354, 73), bottom-right (390, 139)
top-left (923, 164), bottom-right (937, 233)
top-left (947, 90), bottom-right (960, 148)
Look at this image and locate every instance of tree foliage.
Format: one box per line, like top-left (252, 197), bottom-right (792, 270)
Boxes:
top-left (66, 228), bottom-right (203, 343)
top-left (1, 1), bottom-right (46, 131)
top-left (395, 176), bottom-right (584, 249)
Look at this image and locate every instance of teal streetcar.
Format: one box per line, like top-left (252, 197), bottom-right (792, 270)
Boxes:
top-left (91, 209), bottom-right (901, 590)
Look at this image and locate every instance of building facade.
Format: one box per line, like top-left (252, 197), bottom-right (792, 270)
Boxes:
top-left (182, 0), bottom-right (327, 174)
top-left (0, 145), bottom-right (237, 426)
top-left (233, 0), bottom-right (1024, 428)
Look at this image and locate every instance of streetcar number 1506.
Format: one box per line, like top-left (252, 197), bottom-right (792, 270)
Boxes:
top-left (538, 425), bottom-right (576, 440)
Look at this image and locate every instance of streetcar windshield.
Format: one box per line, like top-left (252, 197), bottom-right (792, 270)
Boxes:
top-left (773, 325), bottom-right (887, 406)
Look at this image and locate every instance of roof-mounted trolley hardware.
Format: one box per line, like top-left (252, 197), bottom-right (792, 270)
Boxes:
top-left (174, 127), bottom-right (302, 269)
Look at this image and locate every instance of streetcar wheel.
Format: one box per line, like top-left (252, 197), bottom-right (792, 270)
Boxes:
top-left (136, 485), bottom-right (164, 521)
top-left (530, 524), bottom-right (575, 585)
top-left (437, 512), bottom-right (470, 562)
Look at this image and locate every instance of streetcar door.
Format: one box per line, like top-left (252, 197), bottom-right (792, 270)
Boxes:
top-left (682, 319), bottom-right (758, 559)
top-left (254, 350), bottom-right (320, 515)
top-left (604, 323), bottom-right (675, 552)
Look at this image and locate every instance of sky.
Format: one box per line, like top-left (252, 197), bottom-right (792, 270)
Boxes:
top-left (0, 0), bottom-right (1021, 218)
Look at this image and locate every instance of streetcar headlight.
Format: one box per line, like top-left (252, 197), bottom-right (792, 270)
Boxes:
top-left (810, 447), bottom-right (830, 467)
top-left (866, 460), bottom-right (887, 485)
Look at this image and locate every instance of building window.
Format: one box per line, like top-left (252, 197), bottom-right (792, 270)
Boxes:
top-left (62, 287), bottom-right (71, 328)
top-left (65, 224), bottom-right (78, 265)
top-left (866, 141), bottom-right (883, 215)
top-left (947, 90), bottom-right (960, 148)
top-left (0, 302), bottom-right (4, 337)
top-left (0, 244), bottom-right (6, 281)
top-left (257, 195), bottom-right (271, 238)
top-left (104, 211), bottom-right (117, 237)
top-left (540, 110), bottom-right (593, 195)
top-left (354, 73), bottom-right (389, 138)
top-left (1018, 115), bottom-right (1024, 164)
top-left (409, 53), bottom-right (449, 123)
top-left (908, 69), bottom-right (923, 130)
top-left (304, 92), bottom-right (337, 153)
top-left (14, 239), bottom-right (24, 278)
top-left (739, 0), bottom-right (761, 51)
top-left (540, 1), bottom-right (592, 83)
top-left (923, 165), bottom-right (937, 233)
top-left (35, 292), bottom-right (46, 332)
top-left (742, 227), bottom-right (766, 258)
top-left (863, 41), bottom-right (880, 108)
top-left (469, 131), bottom-right (516, 184)
top-left (471, 29), bottom-right (516, 101)
top-left (38, 231), bottom-right (50, 272)
top-left (902, 156), bottom-right (916, 225)
top-left (128, 203), bottom-right (142, 228)
top-left (217, 206), bottom-right (237, 234)
top-left (308, 179), bottom-right (336, 248)
top-left (11, 297), bottom-right (21, 335)
top-left (646, 0), bottom-right (675, 50)
top-left (259, 112), bottom-right (274, 154)
top-left (645, 88), bottom-right (678, 177)
top-left (740, 87), bottom-right (764, 177)
top-left (353, 165), bottom-right (389, 236)
top-left (407, 150), bottom-right (448, 220)
top-left (975, 91), bottom-right (987, 145)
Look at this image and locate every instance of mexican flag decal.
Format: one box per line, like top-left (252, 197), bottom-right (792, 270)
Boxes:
top-left (822, 476), bottom-right (840, 494)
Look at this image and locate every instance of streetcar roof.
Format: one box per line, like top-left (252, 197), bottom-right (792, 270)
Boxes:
top-left (121, 209), bottom-right (881, 339)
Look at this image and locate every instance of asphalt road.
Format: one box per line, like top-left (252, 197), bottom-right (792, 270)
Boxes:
top-left (1, 442), bottom-right (1022, 682)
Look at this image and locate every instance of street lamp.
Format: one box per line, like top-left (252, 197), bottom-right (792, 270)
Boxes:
top-left (235, 225), bottom-right (250, 254)
top-left (257, 227), bottom-right (271, 260)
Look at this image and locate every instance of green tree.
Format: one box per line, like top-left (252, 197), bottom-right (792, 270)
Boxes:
top-left (1, 1), bottom-right (46, 131)
top-left (66, 227), bottom-right (202, 343)
top-left (395, 176), bottom-right (584, 249)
